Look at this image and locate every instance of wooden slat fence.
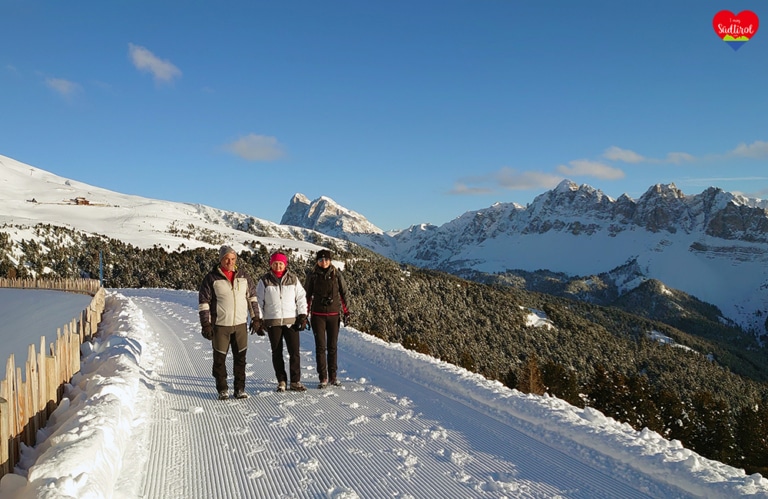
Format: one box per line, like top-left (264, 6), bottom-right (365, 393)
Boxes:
top-left (0, 278), bottom-right (105, 478)
top-left (0, 277), bottom-right (101, 295)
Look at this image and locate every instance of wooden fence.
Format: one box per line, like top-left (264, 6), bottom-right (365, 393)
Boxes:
top-left (0, 277), bottom-right (101, 295)
top-left (0, 278), bottom-right (105, 477)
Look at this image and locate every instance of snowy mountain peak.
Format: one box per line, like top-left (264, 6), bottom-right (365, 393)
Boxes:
top-left (527, 179), bottom-right (613, 220)
top-left (642, 182), bottom-right (683, 199)
top-left (279, 193), bottom-right (384, 236)
top-left (290, 192), bottom-right (312, 206)
top-left (280, 193), bottom-right (313, 227)
top-left (554, 178), bottom-right (579, 193)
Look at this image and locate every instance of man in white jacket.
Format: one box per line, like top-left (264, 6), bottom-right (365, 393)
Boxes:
top-left (256, 251), bottom-right (308, 392)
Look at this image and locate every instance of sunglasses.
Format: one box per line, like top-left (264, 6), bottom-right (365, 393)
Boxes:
top-left (317, 257), bottom-right (330, 261)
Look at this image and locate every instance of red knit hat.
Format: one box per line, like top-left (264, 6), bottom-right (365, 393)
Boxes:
top-left (270, 252), bottom-right (288, 266)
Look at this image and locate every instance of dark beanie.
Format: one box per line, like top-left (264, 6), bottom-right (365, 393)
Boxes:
top-left (316, 249), bottom-right (332, 261)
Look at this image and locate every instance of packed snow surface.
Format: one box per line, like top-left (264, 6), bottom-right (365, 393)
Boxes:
top-left (0, 288), bottom-right (765, 498)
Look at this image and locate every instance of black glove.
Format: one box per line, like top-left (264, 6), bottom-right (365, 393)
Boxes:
top-left (343, 313), bottom-right (351, 326)
top-left (292, 314), bottom-right (308, 331)
top-left (201, 322), bottom-right (213, 340)
top-left (249, 318), bottom-right (263, 335)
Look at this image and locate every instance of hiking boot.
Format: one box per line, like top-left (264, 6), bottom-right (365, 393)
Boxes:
top-left (330, 379), bottom-right (342, 387)
top-left (234, 390), bottom-right (248, 399)
top-left (318, 380), bottom-right (328, 389)
top-left (290, 382), bottom-right (307, 392)
top-left (276, 381), bottom-right (287, 392)
top-left (218, 390), bottom-right (229, 400)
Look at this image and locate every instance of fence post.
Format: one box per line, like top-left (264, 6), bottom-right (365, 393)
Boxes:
top-left (27, 344), bottom-right (39, 439)
top-left (38, 336), bottom-right (46, 426)
top-left (5, 355), bottom-right (16, 466)
top-left (0, 398), bottom-right (9, 476)
top-left (45, 354), bottom-right (57, 417)
top-left (15, 367), bottom-right (25, 447)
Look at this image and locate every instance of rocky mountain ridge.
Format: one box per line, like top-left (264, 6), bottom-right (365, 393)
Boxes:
top-left (282, 181), bottom-right (768, 335)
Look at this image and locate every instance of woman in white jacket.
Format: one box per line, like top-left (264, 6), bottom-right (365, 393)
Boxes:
top-left (256, 252), bottom-right (308, 392)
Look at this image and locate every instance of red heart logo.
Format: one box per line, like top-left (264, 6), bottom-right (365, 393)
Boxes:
top-left (712, 10), bottom-right (759, 41)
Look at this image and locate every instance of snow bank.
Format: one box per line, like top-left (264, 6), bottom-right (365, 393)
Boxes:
top-left (0, 293), bottom-right (151, 499)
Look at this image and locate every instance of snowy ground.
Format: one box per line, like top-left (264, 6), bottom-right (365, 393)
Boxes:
top-left (0, 288), bottom-right (767, 498)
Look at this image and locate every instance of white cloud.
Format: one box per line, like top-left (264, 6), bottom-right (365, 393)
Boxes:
top-left (604, 146), bottom-right (694, 165)
top-left (603, 146), bottom-right (645, 163)
top-left (224, 134), bottom-right (284, 161)
top-left (128, 43), bottom-right (182, 84)
top-left (747, 186), bottom-right (768, 199)
top-left (45, 77), bottom-right (82, 97)
top-left (450, 168), bottom-right (562, 195)
top-left (663, 152), bottom-right (695, 164)
top-left (448, 182), bottom-right (494, 195)
top-left (495, 168), bottom-right (563, 190)
top-left (557, 160), bottom-right (625, 179)
top-left (730, 140), bottom-right (768, 159)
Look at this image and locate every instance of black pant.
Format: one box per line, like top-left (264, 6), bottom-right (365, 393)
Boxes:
top-left (267, 325), bottom-right (301, 383)
top-left (212, 324), bottom-right (248, 392)
top-left (311, 314), bottom-right (340, 382)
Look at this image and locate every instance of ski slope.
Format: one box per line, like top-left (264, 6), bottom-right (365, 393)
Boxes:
top-left (1, 288), bottom-right (767, 498)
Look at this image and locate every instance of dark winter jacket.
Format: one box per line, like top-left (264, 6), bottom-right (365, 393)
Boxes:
top-left (304, 264), bottom-right (350, 316)
top-left (256, 270), bottom-right (308, 328)
top-left (198, 265), bottom-right (259, 327)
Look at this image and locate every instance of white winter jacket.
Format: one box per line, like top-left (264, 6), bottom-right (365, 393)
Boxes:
top-left (256, 270), bottom-right (308, 327)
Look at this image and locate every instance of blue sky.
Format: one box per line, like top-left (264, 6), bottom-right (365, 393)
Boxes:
top-left (2, 1), bottom-right (767, 231)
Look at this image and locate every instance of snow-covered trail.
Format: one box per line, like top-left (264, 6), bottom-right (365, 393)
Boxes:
top-left (112, 289), bottom-right (692, 499)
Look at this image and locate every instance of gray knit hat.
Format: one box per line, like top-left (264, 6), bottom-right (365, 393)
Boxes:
top-left (219, 245), bottom-right (236, 260)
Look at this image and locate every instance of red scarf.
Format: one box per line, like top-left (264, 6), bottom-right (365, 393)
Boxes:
top-left (272, 269), bottom-right (285, 279)
top-left (220, 267), bottom-right (235, 282)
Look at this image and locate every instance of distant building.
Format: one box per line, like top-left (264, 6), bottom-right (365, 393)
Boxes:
top-left (74, 197), bottom-right (90, 205)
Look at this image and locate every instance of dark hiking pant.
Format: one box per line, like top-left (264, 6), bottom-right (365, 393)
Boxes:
top-left (267, 325), bottom-right (301, 384)
top-left (212, 324), bottom-right (248, 392)
top-left (311, 314), bottom-right (340, 382)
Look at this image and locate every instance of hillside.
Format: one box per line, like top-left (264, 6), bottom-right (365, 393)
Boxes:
top-left (0, 154), bottom-right (335, 257)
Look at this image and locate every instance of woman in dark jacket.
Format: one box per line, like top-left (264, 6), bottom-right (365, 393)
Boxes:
top-left (304, 249), bottom-right (351, 388)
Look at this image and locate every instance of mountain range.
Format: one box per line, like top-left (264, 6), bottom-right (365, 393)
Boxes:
top-left (282, 182), bottom-right (768, 337)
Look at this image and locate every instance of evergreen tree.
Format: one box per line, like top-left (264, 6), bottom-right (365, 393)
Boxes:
top-left (627, 374), bottom-right (662, 433)
top-left (735, 404), bottom-right (768, 474)
top-left (688, 391), bottom-right (738, 466)
top-left (655, 388), bottom-right (690, 443)
top-left (517, 354), bottom-right (545, 395)
top-left (541, 360), bottom-right (582, 407)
